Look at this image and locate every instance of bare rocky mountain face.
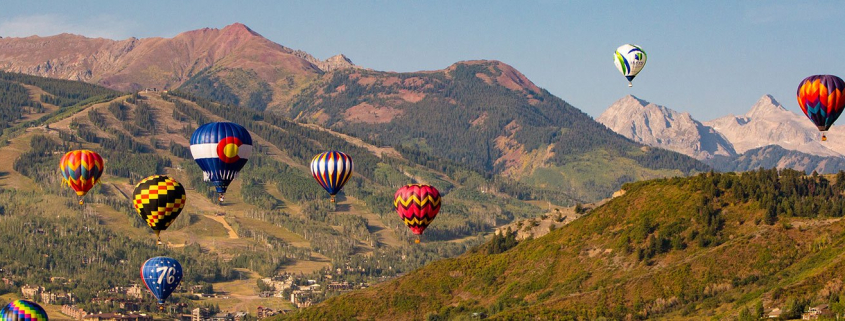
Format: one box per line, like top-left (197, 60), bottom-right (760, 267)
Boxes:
top-left (705, 95), bottom-right (844, 157)
top-left (292, 51), bottom-right (359, 72)
top-left (599, 94), bottom-right (845, 173)
top-left (597, 95), bottom-right (735, 160)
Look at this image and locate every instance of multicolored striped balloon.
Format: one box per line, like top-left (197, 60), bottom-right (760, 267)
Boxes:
top-left (310, 151), bottom-right (353, 202)
top-left (59, 150), bottom-right (104, 205)
top-left (797, 75), bottom-right (845, 141)
top-left (0, 299), bottom-right (48, 321)
top-left (394, 184), bottom-right (441, 243)
top-left (132, 175), bottom-right (187, 244)
top-left (190, 122), bottom-right (253, 202)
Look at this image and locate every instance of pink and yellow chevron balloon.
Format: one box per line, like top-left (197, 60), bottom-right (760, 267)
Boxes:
top-left (59, 150), bottom-right (104, 205)
top-left (394, 184), bottom-right (441, 243)
top-left (0, 299), bottom-right (48, 320)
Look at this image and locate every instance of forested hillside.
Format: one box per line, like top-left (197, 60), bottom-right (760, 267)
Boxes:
top-left (0, 72), bottom-right (582, 316)
top-left (708, 145), bottom-right (845, 174)
top-left (0, 71), bottom-right (120, 135)
top-left (286, 61), bottom-right (707, 201)
top-left (288, 169), bottom-right (845, 320)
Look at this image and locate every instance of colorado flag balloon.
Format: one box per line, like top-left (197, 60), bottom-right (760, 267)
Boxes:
top-left (190, 122), bottom-right (253, 202)
top-left (797, 75), bottom-right (845, 141)
top-left (59, 150), bottom-right (104, 205)
top-left (614, 44), bottom-right (647, 87)
top-left (394, 184), bottom-right (441, 243)
top-left (0, 300), bottom-right (48, 321)
top-left (141, 256), bottom-right (183, 305)
top-left (310, 151), bottom-right (353, 202)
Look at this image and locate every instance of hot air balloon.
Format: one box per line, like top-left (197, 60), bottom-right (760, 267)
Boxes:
top-left (190, 122), bottom-right (253, 202)
top-left (797, 74), bottom-right (845, 141)
top-left (0, 300), bottom-right (48, 321)
top-left (310, 151), bottom-right (353, 202)
top-left (132, 175), bottom-right (186, 244)
top-left (394, 184), bottom-right (441, 243)
top-left (614, 44), bottom-right (647, 87)
top-left (59, 150), bottom-right (104, 205)
top-left (141, 256), bottom-right (183, 307)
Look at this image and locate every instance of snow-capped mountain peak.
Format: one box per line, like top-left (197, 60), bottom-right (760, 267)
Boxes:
top-left (704, 95), bottom-right (842, 157)
top-left (599, 94), bottom-right (845, 173)
top-left (745, 94), bottom-right (789, 119)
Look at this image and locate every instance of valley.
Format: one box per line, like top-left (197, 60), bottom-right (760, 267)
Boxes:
top-left (0, 21), bottom-right (838, 320)
top-left (0, 72), bottom-right (584, 318)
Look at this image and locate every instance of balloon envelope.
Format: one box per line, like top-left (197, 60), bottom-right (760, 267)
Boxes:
top-left (797, 74), bottom-right (845, 131)
top-left (614, 44), bottom-right (647, 85)
top-left (141, 256), bottom-right (183, 304)
top-left (189, 122), bottom-right (253, 195)
top-left (310, 151), bottom-right (353, 199)
top-left (0, 300), bottom-right (48, 321)
top-left (59, 150), bottom-right (104, 198)
top-left (132, 175), bottom-right (186, 233)
top-left (394, 184), bottom-right (441, 235)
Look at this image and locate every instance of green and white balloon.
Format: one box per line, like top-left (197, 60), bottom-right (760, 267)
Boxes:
top-left (614, 44), bottom-right (647, 87)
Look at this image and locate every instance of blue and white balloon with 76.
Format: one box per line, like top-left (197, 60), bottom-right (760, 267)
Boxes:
top-left (141, 256), bottom-right (183, 304)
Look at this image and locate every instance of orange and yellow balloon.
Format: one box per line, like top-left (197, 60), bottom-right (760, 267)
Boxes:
top-left (59, 150), bottom-right (104, 204)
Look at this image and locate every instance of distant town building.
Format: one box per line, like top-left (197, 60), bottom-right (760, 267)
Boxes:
top-left (82, 312), bottom-right (152, 321)
top-left (62, 305), bottom-right (89, 319)
top-left (21, 285), bottom-right (43, 299)
top-left (41, 291), bottom-right (74, 305)
top-left (256, 306), bottom-right (273, 319)
top-left (327, 281), bottom-right (352, 291)
top-left (290, 290), bottom-right (314, 308)
top-left (126, 284), bottom-right (144, 300)
top-left (256, 306), bottom-right (286, 319)
top-left (260, 277), bottom-right (293, 292)
top-left (767, 307), bottom-right (782, 319)
top-left (802, 304), bottom-right (832, 320)
top-left (233, 312), bottom-right (247, 321)
top-left (208, 312), bottom-right (234, 321)
top-left (191, 308), bottom-right (208, 321)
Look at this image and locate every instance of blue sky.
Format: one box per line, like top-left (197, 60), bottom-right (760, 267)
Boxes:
top-left (1, 1), bottom-right (844, 120)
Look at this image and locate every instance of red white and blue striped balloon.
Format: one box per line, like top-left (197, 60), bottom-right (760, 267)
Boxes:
top-left (310, 151), bottom-right (353, 202)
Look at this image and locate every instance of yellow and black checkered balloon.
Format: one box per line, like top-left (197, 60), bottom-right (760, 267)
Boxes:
top-left (132, 175), bottom-right (186, 231)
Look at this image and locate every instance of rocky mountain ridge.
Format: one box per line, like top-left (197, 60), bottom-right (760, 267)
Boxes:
top-left (0, 23), bottom-right (358, 111)
top-left (598, 94), bottom-right (845, 173)
top-left (597, 95), bottom-right (735, 160)
top-left (292, 51), bottom-right (359, 72)
top-left (0, 23), bottom-right (709, 202)
top-left (704, 94), bottom-right (844, 157)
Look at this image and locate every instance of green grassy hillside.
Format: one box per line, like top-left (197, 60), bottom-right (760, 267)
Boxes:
top-left (286, 169), bottom-right (845, 320)
top-left (0, 72), bottom-right (580, 317)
